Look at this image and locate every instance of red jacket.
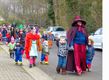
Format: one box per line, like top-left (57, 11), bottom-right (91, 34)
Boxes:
top-left (6, 33), bottom-right (11, 38)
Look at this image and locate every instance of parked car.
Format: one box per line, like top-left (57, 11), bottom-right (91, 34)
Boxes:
top-left (52, 27), bottom-right (66, 40)
top-left (89, 28), bottom-right (102, 49)
top-left (46, 26), bottom-right (66, 40)
top-left (46, 26), bottom-right (57, 33)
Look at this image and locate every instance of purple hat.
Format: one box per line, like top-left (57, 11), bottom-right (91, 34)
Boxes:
top-left (36, 27), bottom-right (39, 33)
top-left (72, 16), bottom-right (86, 26)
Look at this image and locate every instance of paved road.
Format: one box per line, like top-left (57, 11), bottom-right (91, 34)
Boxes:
top-left (37, 42), bottom-right (102, 80)
top-left (0, 48), bottom-right (34, 80)
top-left (0, 42), bottom-right (102, 80)
top-left (0, 45), bottom-right (53, 80)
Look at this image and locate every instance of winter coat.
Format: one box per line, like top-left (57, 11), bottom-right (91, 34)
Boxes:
top-left (57, 42), bottom-right (68, 57)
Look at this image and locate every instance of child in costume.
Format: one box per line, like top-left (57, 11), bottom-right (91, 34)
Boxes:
top-left (40, 40), bottom-right (49, 65)
top-left (14, 40), bottom-right (24, 66)
top-left (8, 36), bottom-right (16, 59)
top-left (48, 32), bottom-right (53, 49)
top-left (86, 37), bottom-right (95, 71)
top-left (25, 26), bottom-right (41, 68)
top-left (42, 31), bottom-right (48, 41)
top-left (56, 36), bottom-right (68, 75)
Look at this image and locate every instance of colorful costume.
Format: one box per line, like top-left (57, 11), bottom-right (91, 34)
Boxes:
top-left (48, 32), bottom-right (53, 48)
top-left (8, 37), bottom-right (16, 59)
top-left (14, 41), bottom-right (24, 65)
top-left (86, 38), bottom-right (95, 71)
top-left (66, 16), bottom-right (88, 75)
top-left (56, 37), bottom-right (68, 75)
top-left (25, 32), bottom-right (41, 68)
top-left (40, 40), bottom-right (49, 64)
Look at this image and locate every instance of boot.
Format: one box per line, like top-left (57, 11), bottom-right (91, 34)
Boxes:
top-left (33, 63), bottom-right (36, 66)
top-left (40, 61), bottom-right (44, 64)
top-left (15, 62), bottom-right (18, 65)
top-left (56, 66), bottom-right (60, 73)
top-left (62, 68), bottom-right (66, 75)
top-left (19, 62), bottom-right (23, 66)
top-left (87, 64), bottom-right (91, 72)
top-left (29, 64), bottom-right (32, 68)
top-left (44, 61), bottom-right (49, 65)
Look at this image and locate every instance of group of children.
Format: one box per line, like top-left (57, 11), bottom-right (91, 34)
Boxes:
top-left (7, 32), bottom-right (52, 67)
top-left (8, 36), bottom-right (24, 66)
top-left (7, 30), bottom-right (95, 75)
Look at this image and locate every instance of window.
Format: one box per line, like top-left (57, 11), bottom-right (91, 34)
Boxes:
top-left (47, 27), bottom-right (50, 31)
top-left (94, 28), bottom-right (102, 35)
top-left (55, 28), bottom-right (65, 31)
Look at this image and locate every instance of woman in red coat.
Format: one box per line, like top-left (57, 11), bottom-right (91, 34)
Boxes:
top-left (25, 26), bottom-right (42, 68)
top-left (66, 16), bottom-right (88, 75)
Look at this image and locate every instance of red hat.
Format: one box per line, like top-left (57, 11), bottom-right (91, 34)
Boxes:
top-left (72, 16), bottom-right (86, 26)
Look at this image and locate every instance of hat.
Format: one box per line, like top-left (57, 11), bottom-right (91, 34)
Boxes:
top-left (36, 27), bottom-right (39, 33)
top-left (72, 16), bottom-right (86, 26)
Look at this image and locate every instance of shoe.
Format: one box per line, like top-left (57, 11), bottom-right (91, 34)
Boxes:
top-left (62, 68), bottom-right (66, 75)
top-left (19, 62), bottom-right (23, 66)
top-left (33, 64), bottom-right (36, 66)
top-left (29, 64), bottom-right (32, 68)
top-left (56, 66), bottom-right (60, 73)
top-left (87, 68), bottom-right (91, 72)
top-left (15, 62), bottom-right (18, 65)
top-left (40, 61), bottom-right (43, 64)
top-left (44, 61), bottom-right (48, 65)
top-left (40, 61), bottom-right (44, 64)
top-left (87, 64), bottom-right (91, 72)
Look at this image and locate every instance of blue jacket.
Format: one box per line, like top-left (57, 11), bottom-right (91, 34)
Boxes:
top-left (42, 34), bottom-right (48, 40)
top-left (2, 29), bottom-right (7, 37)
top-left (86, 45), bottom-right (95, 64)
top-left (73, 31), bottom-right (87, 45)
top-left (14, 45), bottom-right (24, 55)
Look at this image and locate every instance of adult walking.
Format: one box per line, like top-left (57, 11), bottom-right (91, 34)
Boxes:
top-left (66, 16), bottom-right (88, 75)
top-left (10, 26), bottom-right (16, 39)
top-left (2, 26), bottom-right (7, 44)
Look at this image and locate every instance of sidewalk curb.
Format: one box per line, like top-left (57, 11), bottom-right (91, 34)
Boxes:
top-left (0, 45), bottom-right (53, 80)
